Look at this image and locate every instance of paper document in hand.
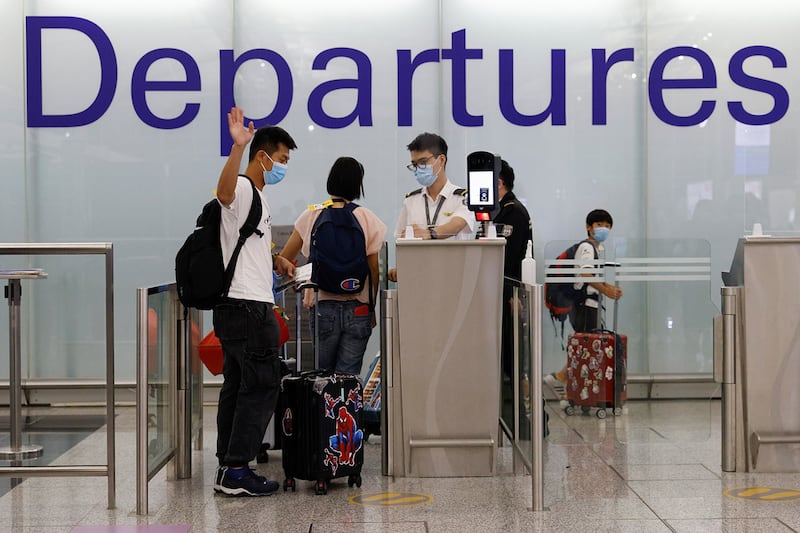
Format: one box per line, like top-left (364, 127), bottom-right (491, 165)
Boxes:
top-left (293, 263), bottom-right (313, 284)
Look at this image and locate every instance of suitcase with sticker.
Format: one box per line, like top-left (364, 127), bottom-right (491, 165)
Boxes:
top-left (280, 371), bottom-right (365, 494)
top-left (564, 330), bottom-right (627, 418)
top-left (564, 282), bottom-right (627, 419)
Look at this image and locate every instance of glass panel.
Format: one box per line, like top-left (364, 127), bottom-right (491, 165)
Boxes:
top-left (188, 307), bottom-right (203, 444)
top-left (517, 285), bottom-right (533, 462)
top-left (542, 238), bottom-right (720, 445)
top-left (615, 238), bottom-right (720, 448)
top-left (498, 284), bottom-right (534, 465)
top-left (146, 289), bottom-right (174, 472)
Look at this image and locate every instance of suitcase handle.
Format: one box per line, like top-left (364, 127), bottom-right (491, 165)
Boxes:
top-left (299, 369), bottom-right (331, 378)
top-left (589, 328), bottom-right (618, 335)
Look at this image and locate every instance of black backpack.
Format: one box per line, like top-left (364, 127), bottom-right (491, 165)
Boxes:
top-left (309, 202), bottom-right (370, 297)
top-left (175, 176), bottom-right (263, 310)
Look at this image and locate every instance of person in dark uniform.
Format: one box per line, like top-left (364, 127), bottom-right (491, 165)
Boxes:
top-left (492, 159), bottom-right (532, 380)
top-left (491, 159), bottom-right (547, 434)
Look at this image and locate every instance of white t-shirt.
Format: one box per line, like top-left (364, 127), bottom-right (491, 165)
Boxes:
top-left (218, 176), bottom-right (274, 303)
top-left (394, 179), bottom-right (475, 239)
top-left (573, 241), bottom-right (601, 309)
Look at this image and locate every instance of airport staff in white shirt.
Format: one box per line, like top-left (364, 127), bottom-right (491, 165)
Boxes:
top-left (388, 132), bottom-right (474, 282)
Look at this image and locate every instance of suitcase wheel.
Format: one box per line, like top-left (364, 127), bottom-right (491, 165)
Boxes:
top-left (596, 408), bottom-right (607, 419)
top-left (283, 478), bottom-right (295, 492)
top-left (347, 474), bottom-right (362, 488)
top-left (564, 405), bottom-right (575, 416)
top-left (580, 405), bottom-right (591, 416)
top-left (315, 480), bottom-right (328, 495)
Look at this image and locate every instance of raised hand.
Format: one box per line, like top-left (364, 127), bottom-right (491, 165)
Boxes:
top-left (227, 106), bottom-right (255, 147)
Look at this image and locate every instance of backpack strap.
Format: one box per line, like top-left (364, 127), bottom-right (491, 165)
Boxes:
top-left (222, 176), bottom-right (264, 298)
top-left (339, 202), bottom-right (374, 314)
top-left (344, 203), bottom-right (372, 312)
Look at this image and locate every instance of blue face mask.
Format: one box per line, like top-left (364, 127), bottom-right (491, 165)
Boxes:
top-left (593, 227), bottom-right (610, 242)
top-left (414, 166), bottom-right (437, 187)
top-left (261, 153), bottom-right (287, 185)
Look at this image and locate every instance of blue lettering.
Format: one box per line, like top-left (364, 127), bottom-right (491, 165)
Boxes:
top-left (592, 48), bottom-right (635, 125)
top-left (219, 49), bottom-right (293, 156)
top-left (307, 48), bottom-right (373, 128)
top-left (26, 16), bottom-right (117, 127)
top-left (498, 49), bottom-right (566, 126)
top-left (22, 17), bottom-right (796, 138)
top-left (442, 29), bottom-right (483, 127)
top-left (728, 46), bottom-right (789, 125)
top-left (396, 49), bottom-right (440, 126)
top-left (131, 48), bottom-right (200, 129)
top-left (649, 46), bottom-right (717, 127)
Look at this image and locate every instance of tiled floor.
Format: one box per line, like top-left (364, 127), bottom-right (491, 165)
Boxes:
top-left (1, 399), bottom-right (799, 532)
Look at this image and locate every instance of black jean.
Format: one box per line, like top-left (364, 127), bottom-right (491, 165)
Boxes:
top-left (568, 301), bottom-right (600, 333)
top-left (213, 298), bottom-right (282, 467)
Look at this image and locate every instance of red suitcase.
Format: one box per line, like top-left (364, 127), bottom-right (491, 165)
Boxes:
top-left (564, 330), bottom-right (627, 418)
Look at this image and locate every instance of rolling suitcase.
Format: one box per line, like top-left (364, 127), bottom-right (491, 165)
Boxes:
top-left (361, 352), bottom-right (381, 441)
top-left (564, 284), bottom-right (627, 418)
top-left (564, 330), bottom-right (627, 418)
top-left (280, 372), bottom-right (365, 494)
top-left (280, 281), bottom-right (365, 495)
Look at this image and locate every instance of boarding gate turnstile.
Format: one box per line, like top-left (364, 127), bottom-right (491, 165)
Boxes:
top-left (383, 239), bottom-right (504, 477)
top-left (717, 237), bottom-right (800, 472)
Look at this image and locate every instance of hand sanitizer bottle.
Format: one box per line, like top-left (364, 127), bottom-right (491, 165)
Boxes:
top-left (521, 239), bottom-right (536, 285)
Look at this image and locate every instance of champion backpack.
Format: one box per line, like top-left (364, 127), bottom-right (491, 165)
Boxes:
top-left (544, 239), bottom-right (596, 336)
top-left (175, 176), bottom-right (263, 310)
top-left (309, 202), bottom-right (371, 297)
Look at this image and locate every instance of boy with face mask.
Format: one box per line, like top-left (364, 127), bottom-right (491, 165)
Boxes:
top-left (544, 209), bottom-right (623, 403)
top-left (212, 107), bottom-right (298, 496)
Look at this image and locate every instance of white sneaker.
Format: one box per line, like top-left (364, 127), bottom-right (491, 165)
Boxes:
top-left (543, 373), bottom-right (566, 400)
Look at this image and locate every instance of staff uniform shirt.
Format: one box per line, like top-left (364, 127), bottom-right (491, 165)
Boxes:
top-left (573, 241), bottom-right (601, 309)
top-left (219, 175), bottom-right (274, 303)
top-left (492, 191), bottom-right (532, 282)
top-left (394, 179), bottom-right (475, 239)
top-left (294, 204), bottom-right (387, 304)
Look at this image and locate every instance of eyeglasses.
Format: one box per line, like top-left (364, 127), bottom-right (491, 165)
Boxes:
top-left (406, 154), bottom-right (440, 172)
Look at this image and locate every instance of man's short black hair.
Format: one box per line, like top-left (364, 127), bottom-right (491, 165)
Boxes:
top-left (327, 156), bottom-right (365, 201)
top-left (586, 209), bottom-right (613, 227)
top-left (500, 159), bottom-right (515, 190)
top-left (248, 125), bottom-right (298, 161)
top-left (406, 133), bottom-right (448, 162)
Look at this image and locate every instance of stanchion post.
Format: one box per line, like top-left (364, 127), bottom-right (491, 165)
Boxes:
top-left (528, 282), bottom-right (544, 511)
top-left (720, 286), bottom-right (740, 472)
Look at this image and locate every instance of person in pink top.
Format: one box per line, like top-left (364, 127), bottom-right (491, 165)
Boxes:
top-left (280, 157), bottom-right (387, 374)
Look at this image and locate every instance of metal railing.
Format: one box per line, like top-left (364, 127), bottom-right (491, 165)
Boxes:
top-left (0, 243), bottom-right (116, 509)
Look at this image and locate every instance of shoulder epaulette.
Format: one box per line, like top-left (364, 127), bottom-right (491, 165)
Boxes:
top-left (406, 188), bottom-right (423, 198)
top-left (453, 188), bottom-right (467, 196)
top-left (502, 200), bottom-right (515, 208)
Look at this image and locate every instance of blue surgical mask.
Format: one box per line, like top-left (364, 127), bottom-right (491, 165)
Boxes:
top-left (261, 153), bottom-right (287, 185)
top-left (593, 227), bottom-right (610, 242)
top-left (414, 166), bottom-right (437, 187)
